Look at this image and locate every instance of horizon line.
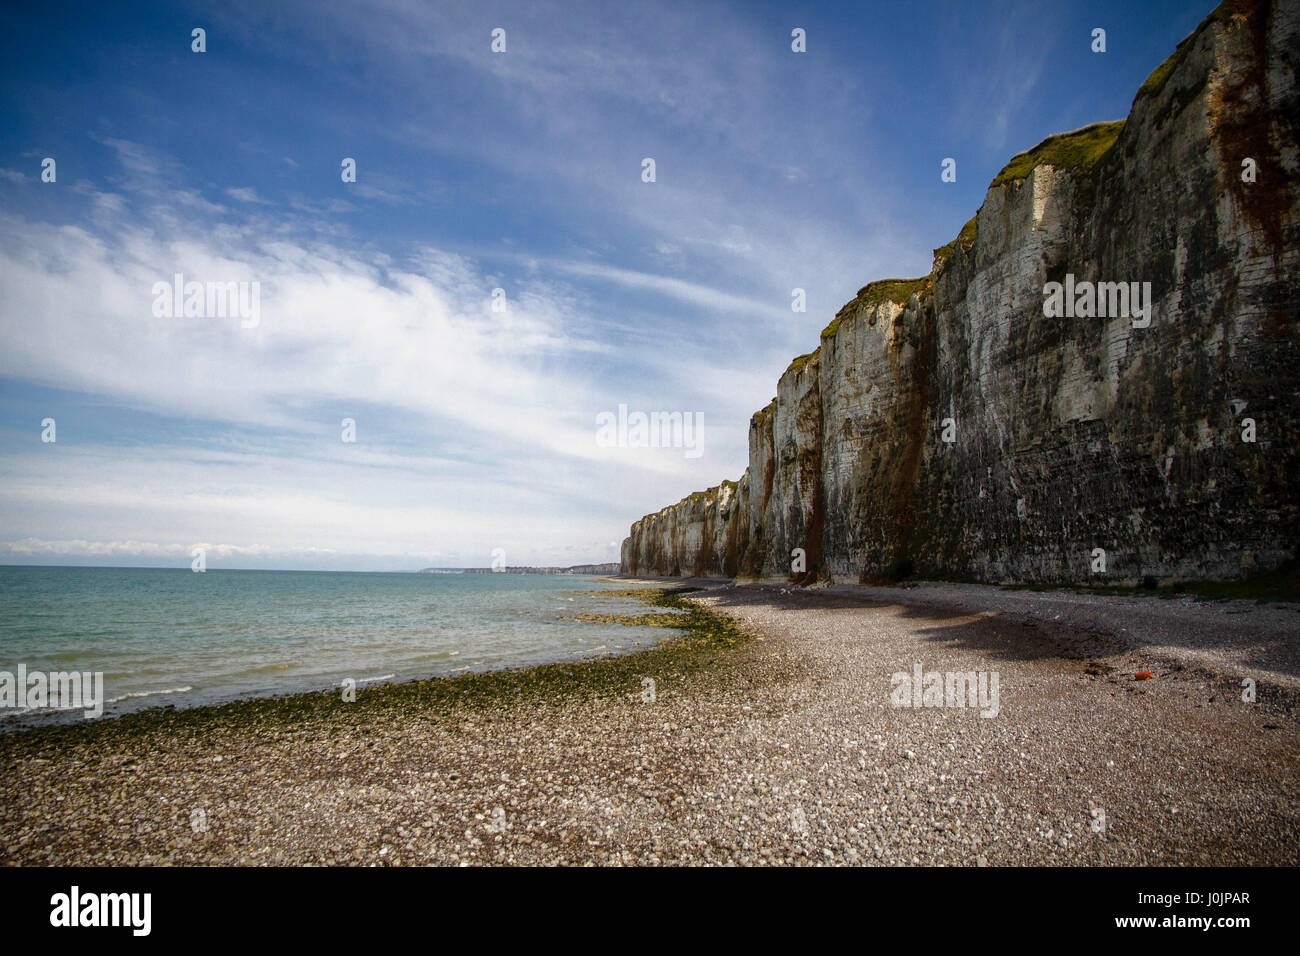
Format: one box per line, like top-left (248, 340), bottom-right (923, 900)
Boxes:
top-left (0, 562), bottom-right (620, 574)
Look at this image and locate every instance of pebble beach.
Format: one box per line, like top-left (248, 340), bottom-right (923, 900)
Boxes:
top-left (2, 581), bottom-right (1297, 866)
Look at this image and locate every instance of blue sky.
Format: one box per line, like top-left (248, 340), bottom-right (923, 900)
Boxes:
top-left (0, 0), bottom-right (1213, 570)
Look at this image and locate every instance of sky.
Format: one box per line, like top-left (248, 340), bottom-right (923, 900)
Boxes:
top-left (0, 0), bottom-right (1215, 571)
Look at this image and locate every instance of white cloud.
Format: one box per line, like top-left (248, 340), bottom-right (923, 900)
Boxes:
top-left (225, 186), bottom-right (273, 204)
top-left (0, 183), bottom-right (748, 564)
top-left (546, 257), bottom-right (788, 320)
top-left (0, 3), bottom-right (933, 568)
top-left (0, 538), bottom-right (337, 558)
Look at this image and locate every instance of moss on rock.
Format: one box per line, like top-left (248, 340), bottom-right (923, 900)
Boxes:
top-left (1136, 0), bottom-right (1239, 102)
top-left (0, 588), bottom-right (751, 749)
top-left (822, 277), bottom-right (932, 340)
top-left (990, 120), bottom-right (1125, 188)
top-left (784, 349), bottom-right (819, 377)
top-left (934, 214), bottom-right (979, 268)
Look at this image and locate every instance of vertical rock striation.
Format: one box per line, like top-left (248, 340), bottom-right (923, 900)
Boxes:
top-left (622, 0), bottom-right (1299, 585)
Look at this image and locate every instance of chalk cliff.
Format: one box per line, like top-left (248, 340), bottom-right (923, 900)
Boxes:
top-left (621, 0), bottom-right (1299, 585)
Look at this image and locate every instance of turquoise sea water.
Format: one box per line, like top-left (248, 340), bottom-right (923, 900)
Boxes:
top-left (0, 567), bottom-right (671, 727)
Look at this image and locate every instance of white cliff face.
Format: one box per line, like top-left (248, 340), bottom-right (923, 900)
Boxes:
top-left (749, 353), bottom-right (822, 580)
top-left (819, 299), bottom-right (905, 579)
top-left (624, 0), bottom-right (1299, 586)
top-left (816, 293), bottom-right (930, 581)
top-left (622, 477), bottom-right (750, 578)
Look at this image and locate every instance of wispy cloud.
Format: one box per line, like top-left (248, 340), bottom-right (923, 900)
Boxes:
top-left (225, 186), bottom-right (273, 204)
top-left (0, 0), bottom-right (1195, 567)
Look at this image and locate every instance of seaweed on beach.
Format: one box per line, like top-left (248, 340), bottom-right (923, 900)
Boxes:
top-left (0, 587), bottom-right (753, 754)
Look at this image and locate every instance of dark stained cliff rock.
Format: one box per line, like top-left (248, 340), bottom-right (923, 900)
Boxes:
top-left (623, 0), bottom-right (1299, 585)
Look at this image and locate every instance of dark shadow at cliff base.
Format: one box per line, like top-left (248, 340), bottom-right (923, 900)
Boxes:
top-left (690, 581), bottom-right (1300, 681)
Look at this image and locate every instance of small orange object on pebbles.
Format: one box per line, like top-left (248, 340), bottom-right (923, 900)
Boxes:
top-left (1135, 671), bottom-right (1153, 680)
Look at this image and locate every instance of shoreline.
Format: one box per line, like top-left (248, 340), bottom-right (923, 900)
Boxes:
top-left (7, 574), bottom-right (1294, 737)
top-left (0, 585), bottom-right (745, 747)
top-left (0, 575), bottom-right (676, 734)
top-left (3, 581), bottom-right (1296, 865)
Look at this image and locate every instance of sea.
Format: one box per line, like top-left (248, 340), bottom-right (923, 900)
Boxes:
top-left (0, 566), bottom-right (672, 728)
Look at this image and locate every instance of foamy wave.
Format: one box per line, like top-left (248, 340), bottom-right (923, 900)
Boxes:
top-left (105, 686), bottom-right (193, 705)
top-left (355, 674), bottom-right (394, 684)
top-left (3, 703), bottom-right (101, 718)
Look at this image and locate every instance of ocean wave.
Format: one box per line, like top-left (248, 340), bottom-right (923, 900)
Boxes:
top-left (226, 661), bottom-right (296, 675)
top-left (104, 686), bottom-right (194, 705)
top-left (3, 702), bottom-right (106, 718)
top-left (404, 651), bottom-right (462, 662)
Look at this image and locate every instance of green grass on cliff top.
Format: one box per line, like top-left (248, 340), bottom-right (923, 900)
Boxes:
top-left (1136, 0), bottom-right (1236, 101)
top-left (821, 277), bottom-right (932, 340)
top-left (677, 478), bottom-right (741, 508)
top-left (990, 120), bottom-right (1125, 188)
top-left (783, 349), bottom-right (818, 377)
top-left (933, 214), bottom-right (978, 267)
